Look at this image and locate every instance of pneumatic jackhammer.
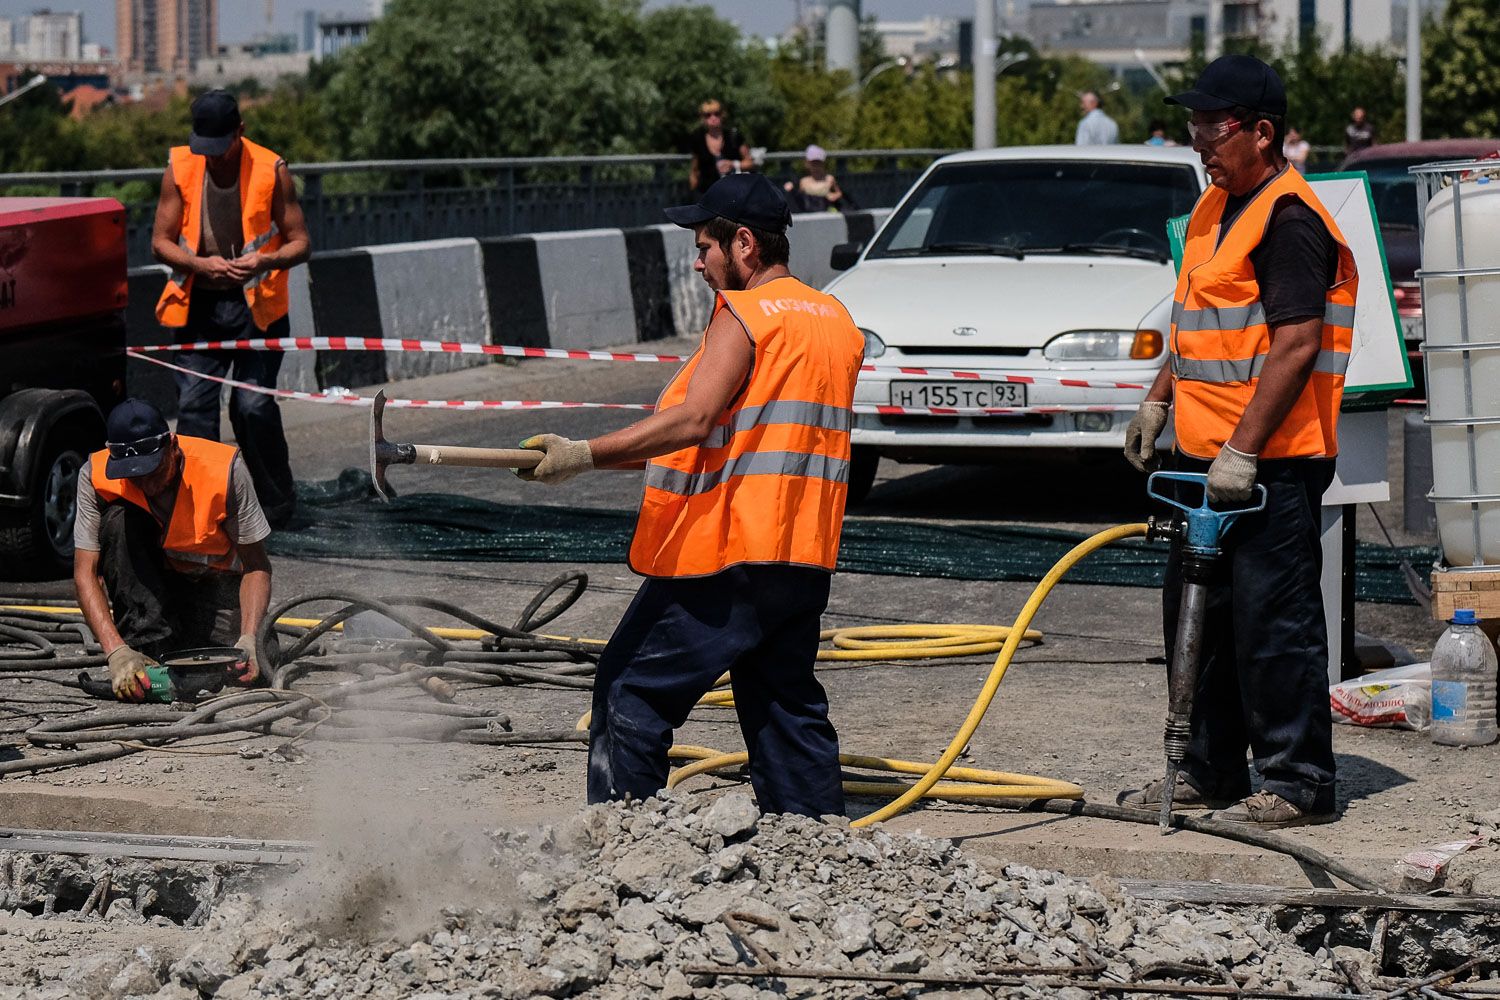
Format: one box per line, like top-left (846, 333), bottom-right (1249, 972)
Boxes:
top-left (1145, 471), bottom-right (1267, 833)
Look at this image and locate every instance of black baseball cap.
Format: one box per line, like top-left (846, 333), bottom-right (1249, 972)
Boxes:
top-left (664, 173), bottom-right (793, 234)
top-left (189, 89), bottom-right (242, 157)
top-left (104, 399), bottom-right (172, 479)
top-left (1165, 54), bottom-right (1287, 117)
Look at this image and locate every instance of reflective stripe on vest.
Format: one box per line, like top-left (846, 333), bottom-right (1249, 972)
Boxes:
top-left (1168, 166), bottom-right (1359, 460)
top-left (645, 450), bottom-right (851, 497)
top-left (628, 276), bottom-right (865, 578)
top-left (155, 138), bottom-right (290, 331)
top-left (89, 437), bottom-right (242, 575)
top-left (699, 400), bottom-right (851, 450)
top-left (1172, 348), bottom-right (1351, 383)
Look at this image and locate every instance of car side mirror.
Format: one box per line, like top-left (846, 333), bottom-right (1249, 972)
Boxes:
top-left (830, 242), bottom-right (863, 271)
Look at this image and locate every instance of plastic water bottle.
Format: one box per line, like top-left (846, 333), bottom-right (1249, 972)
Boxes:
top-left (1430, 609), bottom-right (1499, 747)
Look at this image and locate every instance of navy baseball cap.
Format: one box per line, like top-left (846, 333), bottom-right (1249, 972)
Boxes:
top-left (104, 399), bottom-right (171, 479)
top-left (664, 173), bottom-right (793, 234)
top-left (189, 89), bottom-right (242, 157)
top-left (1165, 54), bottom-right (1287, 117)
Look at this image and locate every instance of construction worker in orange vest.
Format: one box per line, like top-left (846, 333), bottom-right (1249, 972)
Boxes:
top-left (73, 400), bottom-right (273, 701)
top-left (1122, 55), bottom-right (1358, 828)
top-left (150, 89), bottom-right (311, 529)
top-left (517, 174), bottom-right (865, 817)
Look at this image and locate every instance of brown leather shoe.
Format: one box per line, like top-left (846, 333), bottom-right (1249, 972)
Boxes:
top-left (1117, 774), bottom-right (1231, 811)
top-left (1212, 791), bottom-right (1336, 828)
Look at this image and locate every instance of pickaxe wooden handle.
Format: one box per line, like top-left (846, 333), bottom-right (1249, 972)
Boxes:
top-left (370, 390), bottom-right (542, 501)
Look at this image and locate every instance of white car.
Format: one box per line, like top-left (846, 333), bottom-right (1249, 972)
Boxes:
top-left (825, 144), bottom-right (1209, 501)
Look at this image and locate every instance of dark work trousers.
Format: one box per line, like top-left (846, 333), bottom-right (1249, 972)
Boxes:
top-left (172, 289), bottom-right (296, 527)
top-left (587, 565), bottom-right (845, 818)
top-left (98, 503), bottom-right (241, 660)
top-left (1162, 454), bottom-right (1337, 814)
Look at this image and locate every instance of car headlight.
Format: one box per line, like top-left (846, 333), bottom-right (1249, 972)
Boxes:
top-left (860, 328), bottom-right (887, 360)
top-left (1043, 330), bottom-right (1163, 361)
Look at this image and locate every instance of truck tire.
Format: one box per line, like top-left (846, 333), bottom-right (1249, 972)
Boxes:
top-left (848, 445), bottom-right (880, 506)
top-left (0, 432), bottom-right (89, 580)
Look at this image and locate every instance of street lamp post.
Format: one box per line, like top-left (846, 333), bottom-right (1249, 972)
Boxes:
top-left (0, 75), bottom-right (48, 111)
top-left (1406, 0), bottom-right (1421, 141)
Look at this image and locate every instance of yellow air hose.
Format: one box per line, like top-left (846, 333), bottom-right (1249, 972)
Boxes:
top-left (7, 522), bottom-right (1147, 824)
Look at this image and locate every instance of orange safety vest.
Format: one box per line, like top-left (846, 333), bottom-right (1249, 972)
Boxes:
top-left (155, 137), bottom-right (290, 332)
top-left (90, 436), bottom-right (243, 575)
top-left (629, 276), bottom-right (865, 578)
top-left (1170, 167), bottom-right (1358, 460)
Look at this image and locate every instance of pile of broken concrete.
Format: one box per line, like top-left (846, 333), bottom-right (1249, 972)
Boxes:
top-left (44, 791), bottom-right (1376, 999)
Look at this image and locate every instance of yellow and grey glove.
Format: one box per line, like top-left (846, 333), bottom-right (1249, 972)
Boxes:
top-left (1207, 444), bottom-right (1258, 503)
top-left (107, 645), bottom-right (155, 702)
top-left (1123, 401), bottom-right (1170, 473)
top-left (233, 632), bottom-right (260, 683)
top-left (516, 434), bottom-right (594, 486)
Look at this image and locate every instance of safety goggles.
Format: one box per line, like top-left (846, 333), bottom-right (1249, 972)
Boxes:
top-left (1186, 118), bottom-right (1245, 145)
top-left (107, 432), bottom-right (170, 460)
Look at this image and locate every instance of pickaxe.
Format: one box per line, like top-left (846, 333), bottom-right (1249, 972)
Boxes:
top-left (369, 390), bottom-right (543, 501)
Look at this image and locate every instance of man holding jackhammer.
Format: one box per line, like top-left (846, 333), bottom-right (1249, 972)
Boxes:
top-left (516, 174), bottom-right (865, 817)
top-left (74, 399), bottom-right (272, 701)
top-left (151, 89), bottom-right (311, 529)
top-left (1121, 55), bottom-right (1358, 828)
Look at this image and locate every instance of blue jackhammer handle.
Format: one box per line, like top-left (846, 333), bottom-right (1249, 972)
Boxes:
top-left (1146, 471), bottom-right (1268, 546)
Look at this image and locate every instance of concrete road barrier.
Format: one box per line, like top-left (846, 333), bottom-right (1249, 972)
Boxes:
top-left (123, 209), bottom-right (890, 397)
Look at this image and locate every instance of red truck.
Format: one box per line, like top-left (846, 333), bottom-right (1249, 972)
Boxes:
top-left (0, 196), bottom-right (127, 578)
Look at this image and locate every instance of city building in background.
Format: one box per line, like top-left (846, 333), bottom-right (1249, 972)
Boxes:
top-left (314, 0), bottom-right (384, 59)
top-left (873, 15), bottom-right (962, 62)
top-left (21, 10), bottom-right (83, 61)
top-left (117, 0), bottom-right (218, 76)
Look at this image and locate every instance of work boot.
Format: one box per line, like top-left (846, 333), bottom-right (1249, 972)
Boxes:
top-left (1117, 773), bottom-right (1230, 811)
top-left (1212, 791), bottom-right (1336, 829)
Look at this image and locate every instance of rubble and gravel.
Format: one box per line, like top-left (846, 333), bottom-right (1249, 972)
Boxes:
top-left (12, 790), bottom-right (1466, 1000)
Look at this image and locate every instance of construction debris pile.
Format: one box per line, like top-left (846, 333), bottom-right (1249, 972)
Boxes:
top-left (18, 791), bottom-right (1451, 1000)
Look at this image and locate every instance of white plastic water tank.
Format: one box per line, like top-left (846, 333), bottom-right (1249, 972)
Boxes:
top-left (1423, 174), bottom-right (1500, 566)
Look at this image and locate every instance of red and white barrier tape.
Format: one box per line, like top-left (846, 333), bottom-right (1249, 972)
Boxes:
top-left (129, 350), bottom-right (1137, 418)
top-left (132, 337), bottom-right (1148, 391)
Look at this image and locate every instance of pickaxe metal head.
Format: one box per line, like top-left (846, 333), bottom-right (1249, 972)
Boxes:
top-left (370, 390), bottom-right (415, 502)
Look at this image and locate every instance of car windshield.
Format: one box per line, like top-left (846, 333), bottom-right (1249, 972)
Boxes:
top-left (866, 159), bottom-right (1200, 262)
top-left (1358, 160), bottom-right (1425, 231)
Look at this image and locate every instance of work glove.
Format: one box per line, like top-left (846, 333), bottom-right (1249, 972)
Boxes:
top-left (516, 434), bottom-right (594, 486)
top-left (1207, 444), bottom-right (1258, 503)
top-left (1123, 401), bottom-right (1170, 473)
top-left (107, 645), bottom-right (154, 702)
top-left (234, 632), bottom-right (260, 684)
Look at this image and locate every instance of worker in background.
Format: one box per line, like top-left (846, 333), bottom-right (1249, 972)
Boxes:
top-left (74, 399), bottom-right (272, 701)
top-left (517, 174), bottom-right (865, 817)
top-left (1121, 54), bottom-right (1358, 827)
top-left (150, 89), bottom-right (311, 529)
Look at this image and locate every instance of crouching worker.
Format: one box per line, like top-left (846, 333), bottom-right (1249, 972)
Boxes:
top-left (517, 174), bottom-right (865, 817)
top-left (73, 399), bottom-right (273, 701)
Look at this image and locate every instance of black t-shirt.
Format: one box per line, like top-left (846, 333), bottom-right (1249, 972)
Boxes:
top-left (1218, 171), bottom-right (1337, 326)
top-left (688, 126), bottom-right (746, 193)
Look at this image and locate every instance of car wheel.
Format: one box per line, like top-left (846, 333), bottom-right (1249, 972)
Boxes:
top-left (847, 445), bottom-right (880, 506)
top-left (0, 434), bottom-right (88, 581)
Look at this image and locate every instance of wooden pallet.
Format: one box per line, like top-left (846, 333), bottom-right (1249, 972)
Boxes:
top-left (1431, 566), bottom-right (1500, 621)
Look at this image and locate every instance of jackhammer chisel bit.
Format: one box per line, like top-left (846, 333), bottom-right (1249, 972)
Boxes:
top-left (369, 389), bottom-right (543, 502)
top-left (1145, 471), bottom-right (1266, 833)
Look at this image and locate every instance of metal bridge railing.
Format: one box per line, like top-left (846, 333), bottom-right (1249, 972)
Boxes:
top-left (0, 149), bottom-right (954, 267)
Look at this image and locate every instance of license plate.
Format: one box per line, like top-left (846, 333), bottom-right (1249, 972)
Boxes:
top-left (889, 380), bottom-right (1027, 409)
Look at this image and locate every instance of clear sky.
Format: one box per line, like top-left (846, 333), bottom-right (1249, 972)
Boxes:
top-left (0, 0), bottom-right (982, 53)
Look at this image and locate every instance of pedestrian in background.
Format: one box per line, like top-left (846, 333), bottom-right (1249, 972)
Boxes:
top-left (687, 99), bottom-right (753, 196)
top-left (1284, 126), bottom-right (1311, 173)
top-left (1344, 107), bottom-right (1375, 156)
top-left (1144, 120), bottom-right (1177, 146)
top-left (1122, 53), bottom-right (1358, 828)
top-left (783, 144), bottom-right (846, 212)
top-left (1075, 90), bottom-right (1120, 145)
top-left (150, 89), bottom-right (310, 528)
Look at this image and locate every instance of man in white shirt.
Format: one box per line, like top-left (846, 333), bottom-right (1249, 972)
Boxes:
top-left (1076, 91), bottom-right (1120, 145)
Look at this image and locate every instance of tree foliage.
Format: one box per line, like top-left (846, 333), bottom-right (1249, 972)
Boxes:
top-left (1423, 0), bottom-right (1500, 139)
